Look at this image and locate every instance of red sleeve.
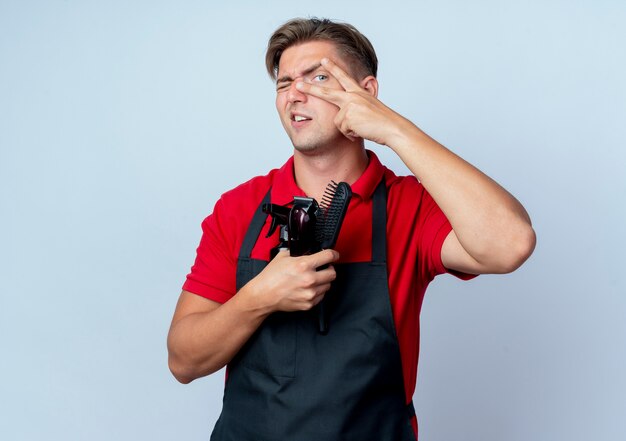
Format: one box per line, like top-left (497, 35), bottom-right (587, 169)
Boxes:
top-left (416, 186), bottom-right (477, 281)
top-left (182, 196), bottom-right (238, 304)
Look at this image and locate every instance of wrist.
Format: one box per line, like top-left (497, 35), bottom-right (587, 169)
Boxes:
top-left (384, 116), bottom-right (422, 151)
top-left (236, 280), bottom-right (275, 319)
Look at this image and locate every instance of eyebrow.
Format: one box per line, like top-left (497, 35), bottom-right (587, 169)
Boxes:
top-left (276, 62), bottom-right (323, 84)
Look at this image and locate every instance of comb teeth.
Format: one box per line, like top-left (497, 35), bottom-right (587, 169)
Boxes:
top-left (319, 180), bottom-right (338, 212)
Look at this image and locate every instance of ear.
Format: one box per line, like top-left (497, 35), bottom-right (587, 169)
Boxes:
top-left (359, 76), bottom-right (378, 98)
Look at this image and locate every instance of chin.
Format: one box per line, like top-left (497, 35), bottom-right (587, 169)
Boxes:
top-left (293, 142), bottom-right (320, 152)
top-left (290, 133), bottom-right (343, 155)
top-left (292, 142), bottom-right (335, 156)
top-left (290, 136), bottom-right (323, 153)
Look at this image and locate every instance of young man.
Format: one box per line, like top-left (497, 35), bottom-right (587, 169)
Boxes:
top-left (168, 18), bottom-right (535, 440)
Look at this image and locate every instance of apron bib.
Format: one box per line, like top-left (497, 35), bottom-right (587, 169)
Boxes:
top-left (211, 182), bottom-right (416, 441)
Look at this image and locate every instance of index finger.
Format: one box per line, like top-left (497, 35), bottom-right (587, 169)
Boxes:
top-left (305, 249), bottom-right (340, 268)
top-left (296, 81), bottom-right (347, 107)
top-left (320, 58), bottom-right (363, 93)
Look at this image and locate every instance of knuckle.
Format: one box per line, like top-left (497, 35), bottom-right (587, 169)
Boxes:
top-left (301, 274), bottom-right (315, 288)
top-left (298, 302), bottom-right (312, 311)
top-left (302, 292), bottom-right (319, 310)
top-left (296, 259), bottom-right (309, 271)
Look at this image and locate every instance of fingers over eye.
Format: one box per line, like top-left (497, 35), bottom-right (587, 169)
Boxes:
top-left (321, 58), bottom-right (361, 92)
top-left (296, 82), bottom-right (344, 106)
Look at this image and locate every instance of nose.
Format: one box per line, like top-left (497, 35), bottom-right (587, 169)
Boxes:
top-left (286, 80), bottom-right (307, 104)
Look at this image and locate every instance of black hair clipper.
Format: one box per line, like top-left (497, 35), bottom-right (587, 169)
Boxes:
top-left (263, 197), bottom-right (320, 258)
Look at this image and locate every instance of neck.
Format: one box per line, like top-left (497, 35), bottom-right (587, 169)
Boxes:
top-left (293, 143), bottom-right (369, 203)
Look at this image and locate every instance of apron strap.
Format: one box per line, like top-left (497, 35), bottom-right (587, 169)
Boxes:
top-left (238, 180), bottom-right (386, 262)
top-left (406, 400), bottom-right (416, 418)
top-left (371, 180), bottom-right (388, 264)
top-left (238, 188), bottom-right (272, 260)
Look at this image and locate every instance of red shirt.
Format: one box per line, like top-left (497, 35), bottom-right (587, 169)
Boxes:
top-left (184, 150), bottom-right (473, 432)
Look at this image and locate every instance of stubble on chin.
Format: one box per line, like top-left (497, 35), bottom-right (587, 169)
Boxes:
top-left (292, 140), bottom-right (335, 156)
top-left (288, 129), bottom-right (344, 156)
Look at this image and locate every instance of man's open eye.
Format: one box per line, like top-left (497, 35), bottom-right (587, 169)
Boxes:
top-left (313, 74), bottom-right (328, 82)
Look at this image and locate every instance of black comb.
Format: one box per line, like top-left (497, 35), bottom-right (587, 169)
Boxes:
top-left (314, 181), bottom-right (352, 334)
top-left (315, 181), bottom-right (352, 250)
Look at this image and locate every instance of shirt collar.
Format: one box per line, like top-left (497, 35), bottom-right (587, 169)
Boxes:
top-left (272, 149), bottom-right (385, 203)
top-left (272, 156), bottom-right (305, 205)
top-left (350, 150), bottom-right (385, 202)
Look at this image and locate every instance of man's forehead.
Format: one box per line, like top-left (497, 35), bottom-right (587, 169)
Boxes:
top-left (276, 62), bottom-right (323, 83)
top-left (277, 41), bottom-right (345, 77)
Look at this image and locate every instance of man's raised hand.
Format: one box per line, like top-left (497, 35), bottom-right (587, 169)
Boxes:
top-left (295, 58), bottom-right (414, 146)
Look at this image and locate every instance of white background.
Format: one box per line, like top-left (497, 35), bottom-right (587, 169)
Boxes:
top-left (1, 1), bottom-right (625, 440)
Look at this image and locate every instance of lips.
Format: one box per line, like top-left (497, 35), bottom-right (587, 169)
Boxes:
top-left (291, 112), bottom-right (312, 121)
top-left (290, 111), bottom-right (312, 128)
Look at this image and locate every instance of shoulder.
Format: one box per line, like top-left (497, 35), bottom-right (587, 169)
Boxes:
top-left (382, 166), bottom-right (427, 206)
top-left (216, 169), bottom-right (278, 214)
top-left (218, 171), bottom-right (275, 210)
top-left (214, 154), bottom-right (295, 223)
top-left (202, 167), bottom-right (279, 238)
top-left (381, 164), bottom-right (444, 237)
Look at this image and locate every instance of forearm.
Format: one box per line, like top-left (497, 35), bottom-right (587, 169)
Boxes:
top-left (167, 287), bottom-right (270, 383)
top-left (387, 121), bottom-right (535, 271)
top-left (168, 250), bottom-right (339, 383)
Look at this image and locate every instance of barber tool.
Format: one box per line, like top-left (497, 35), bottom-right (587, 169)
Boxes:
top-left (314, 181), bottom-right (352, 334)
top-left (263, 196), bottom-right (320, 258)
top-left (262, 202), bottom-right (291, 259)
top-left (315, 181), bottom-right (352, 251)
top-left (262, 181), bottom-right (352, 334)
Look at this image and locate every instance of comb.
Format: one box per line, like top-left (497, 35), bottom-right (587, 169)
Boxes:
top-left (315, 181), bottom-right (352, 250)
top-left (314, 181), bottom-right (352, 334)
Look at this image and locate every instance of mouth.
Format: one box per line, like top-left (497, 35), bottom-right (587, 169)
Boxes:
top-left (290, 112), bottom-right (312, 123)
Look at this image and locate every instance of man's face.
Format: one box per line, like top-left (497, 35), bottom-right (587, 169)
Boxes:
top-left (275, 41), bottom-right (356, 154)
